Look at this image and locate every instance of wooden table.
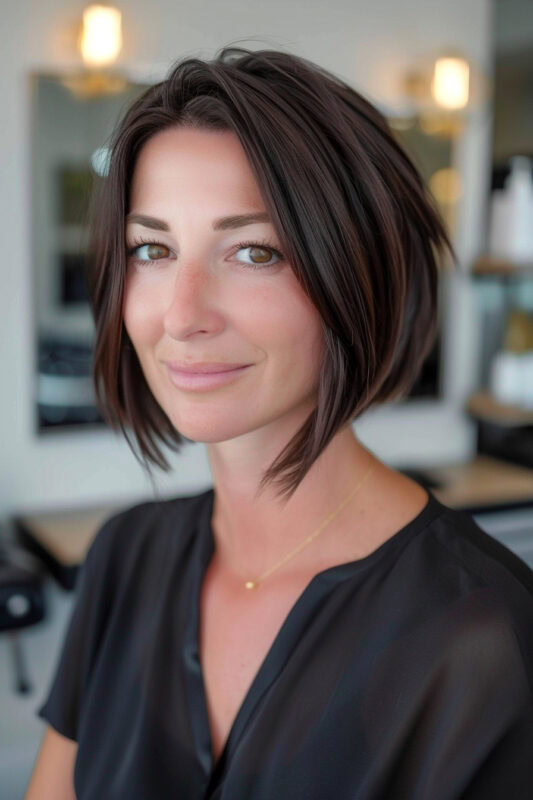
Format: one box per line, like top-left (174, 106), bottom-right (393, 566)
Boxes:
top-left (411, 454), bottom-right (533, 513)
top-left (14, 504), bottom-right (121, 590)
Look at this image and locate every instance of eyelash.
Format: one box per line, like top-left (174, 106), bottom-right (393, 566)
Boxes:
top-left (125, 235), bottom-right (284, 271)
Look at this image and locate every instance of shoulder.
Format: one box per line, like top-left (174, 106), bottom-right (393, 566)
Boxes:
top-left (409, 499), bottom-right (533, 689)
top-left (362, 502), bottom-right (533, 796)
top-left (421, 500), bottom-right (533, 604)
top-left (82, 487), bottom-right (212, 580)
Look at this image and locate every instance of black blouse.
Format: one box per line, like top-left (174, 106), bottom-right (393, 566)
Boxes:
top-left (36, 486), bottom-right (533, 799)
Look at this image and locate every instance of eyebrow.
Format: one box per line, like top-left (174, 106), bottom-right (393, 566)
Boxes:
top-left (125, 211), bottom-right (271, 231)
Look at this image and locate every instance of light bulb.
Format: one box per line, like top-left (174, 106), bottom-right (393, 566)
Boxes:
top-left (431, 56), bottom-right (469, 110)
top-left (80, 4), bottom-right (122, 67)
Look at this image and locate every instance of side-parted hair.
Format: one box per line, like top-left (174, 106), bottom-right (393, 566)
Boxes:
top-left (86, 45), bottom-right (457, 501)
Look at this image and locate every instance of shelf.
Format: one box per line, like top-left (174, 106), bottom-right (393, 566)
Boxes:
top-left (472, 255), bottom-right (533, 278)
top-left (466, 390), bottom-right (533, 426)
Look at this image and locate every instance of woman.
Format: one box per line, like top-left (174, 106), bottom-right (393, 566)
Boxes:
top-left (27, 46), bottom-right (533, 799)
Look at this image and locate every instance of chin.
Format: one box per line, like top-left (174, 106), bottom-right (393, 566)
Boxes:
top-left (164, 407), bottom-right (259, 444)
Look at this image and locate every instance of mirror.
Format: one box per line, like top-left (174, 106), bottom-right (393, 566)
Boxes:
top-left (31, 72), bottom-right (149, 431)
top-left (389, 114), bottom-right (455, 399)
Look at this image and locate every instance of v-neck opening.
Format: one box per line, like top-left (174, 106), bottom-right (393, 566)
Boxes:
top-left (183, 484), bottom-right (447, 794)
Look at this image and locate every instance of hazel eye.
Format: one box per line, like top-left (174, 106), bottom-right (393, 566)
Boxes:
top-left (130, 242), bottom-right (169, 261)
top-left (233, 241), bottom-right (283, 269)
top-left (243, 246), bottom-right (273, 264)
top-left (125, 236), bottom-right (284, 271)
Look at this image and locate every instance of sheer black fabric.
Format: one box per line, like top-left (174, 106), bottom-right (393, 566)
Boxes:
top-left (37, 487), bottom-right (533, 799)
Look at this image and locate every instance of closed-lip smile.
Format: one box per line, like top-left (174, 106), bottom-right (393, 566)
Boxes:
top-left (164, 361), bottom-right (251, 374)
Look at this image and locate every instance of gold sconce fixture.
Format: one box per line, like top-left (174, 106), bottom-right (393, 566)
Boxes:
top-left (403, 51), bottom-right (472, 137)
top-left (60, 4), bottom-right (126, 99)
top-left (431, 55), bottom-right (470, 110)
top-left (79, 4), bottom-right (122, 68)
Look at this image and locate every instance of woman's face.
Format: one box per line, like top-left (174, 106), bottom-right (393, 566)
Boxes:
top-left (123, 125), bottom-right (325, 444)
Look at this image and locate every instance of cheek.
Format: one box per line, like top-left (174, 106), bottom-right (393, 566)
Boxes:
top-left (122, 275), bottom-right (163, 347)
top-left (279, 313), bottom-right (324, 391)
top-left (249, 277), bottom-right (324, 387)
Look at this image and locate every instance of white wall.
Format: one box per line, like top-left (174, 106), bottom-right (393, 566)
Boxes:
top-left (0, 0), bottom-right (493, 516)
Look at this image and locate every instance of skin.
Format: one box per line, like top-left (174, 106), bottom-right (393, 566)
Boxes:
top-left (123, 125), bottom-right (428, 589)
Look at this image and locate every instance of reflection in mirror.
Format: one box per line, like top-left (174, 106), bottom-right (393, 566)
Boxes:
top-left (389, 114), bottom-right (455, 399)
top-left (31, 73), bottom-right (457, 433)
top-left (31, 72), bottom-right (149, 432)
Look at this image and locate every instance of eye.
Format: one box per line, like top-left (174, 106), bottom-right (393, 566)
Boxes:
top-left (233, 239), bottom-right (284, 269)
top-left (126, 237), bottom-right (170, 268)
top-left (125, 236), bottom-right (284, 270)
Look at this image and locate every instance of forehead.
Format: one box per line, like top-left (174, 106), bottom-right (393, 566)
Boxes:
top-left (129, 126), bottom-right (264, 210)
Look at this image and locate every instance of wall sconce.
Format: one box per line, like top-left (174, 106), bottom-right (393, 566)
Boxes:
top-left (79, 4), bottom-right (122, 68)
top-left (403, 51), bottom-right (471, 137)
top-left (60, 3), bottom-right (125, 98)
top-left (431, 56), bottom-right (470, 110)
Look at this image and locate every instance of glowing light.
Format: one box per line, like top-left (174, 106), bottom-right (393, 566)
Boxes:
top-left (80, 4), bottom-right (122, 67)
top-left (429, 168), bottom-right (463, 204)
top-left (91, 146), bottom-right (112, 177)
top-left (431, 57), bottom-right (470, 110)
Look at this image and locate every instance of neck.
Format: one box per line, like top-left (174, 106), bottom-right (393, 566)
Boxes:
top-left (205, 423), bottom-right (382, 583)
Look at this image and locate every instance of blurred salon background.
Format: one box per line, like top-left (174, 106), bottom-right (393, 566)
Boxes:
top-left (1, 1), bottom-right (533, 796)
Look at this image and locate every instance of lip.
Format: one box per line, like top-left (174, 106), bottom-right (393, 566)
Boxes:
top-left (163, 361), bottom-right (251, 374)
top-left (165, 363), bottom-right (252, 391)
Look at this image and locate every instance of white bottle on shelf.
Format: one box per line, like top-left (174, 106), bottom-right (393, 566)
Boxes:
top-left (488, 156), bottom-right (533, 264)
top-left (489, 349), bottom-right (523, 405)
top-left (519, 351), bottom-right (533, 409)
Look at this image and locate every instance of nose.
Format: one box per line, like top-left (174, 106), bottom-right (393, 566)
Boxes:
top-left (162, 264), bottom-right (221, 340)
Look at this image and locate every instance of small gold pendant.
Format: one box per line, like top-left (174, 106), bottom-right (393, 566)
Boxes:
top-left (245, 580), bottom-right (256, 589)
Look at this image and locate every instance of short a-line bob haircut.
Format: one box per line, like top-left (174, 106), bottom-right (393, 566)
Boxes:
top-left (86, 44), bottom-right (458, 502)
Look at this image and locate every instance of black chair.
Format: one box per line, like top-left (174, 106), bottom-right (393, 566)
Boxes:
top-left (0, 539), bottom-right (46, 694)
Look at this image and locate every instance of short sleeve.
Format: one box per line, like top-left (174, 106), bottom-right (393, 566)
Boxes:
top-left (429, 610), bottom-right (533, 798)
top-left (454, 610), bottom-right (533, 798)
top-left (36, 511), bottom-right (122, 741)
top-left (362, 586), bottom-right (533, 799)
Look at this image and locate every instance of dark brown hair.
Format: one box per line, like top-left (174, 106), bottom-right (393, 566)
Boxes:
top-left (86, 45), bottom-right (457, 501)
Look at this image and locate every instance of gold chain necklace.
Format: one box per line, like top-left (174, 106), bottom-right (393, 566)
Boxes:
top-left (237, 460), bottom-right (376, 589)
